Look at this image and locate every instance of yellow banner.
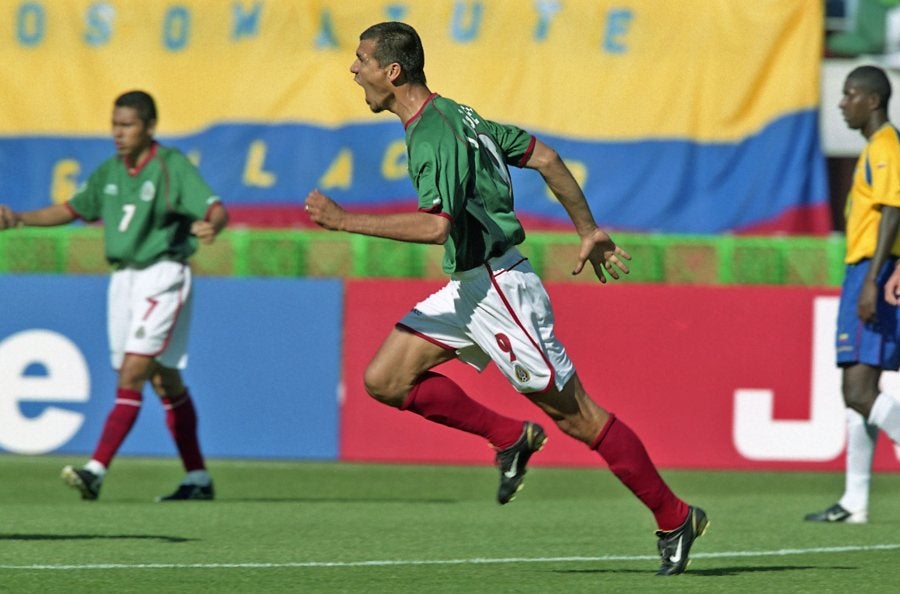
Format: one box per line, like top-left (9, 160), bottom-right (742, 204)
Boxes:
top-left (0, 0), bottom-right (821, 140)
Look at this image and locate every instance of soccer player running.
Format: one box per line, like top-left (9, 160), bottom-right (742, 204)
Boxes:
top-left (305, 22), bottom-right (707, 575)
top-left (805, 65), bottom-right (900, 524)
top-left (0, 90), bottom-right (228, 501)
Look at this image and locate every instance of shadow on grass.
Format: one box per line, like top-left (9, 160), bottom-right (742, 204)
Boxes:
top-left (689, 565), bottom-right (854, 577)
top-left (221, 496), bottom-right (458, 504)
top-left (555, 565), bottom-right (847, 576)
top-left (0, 533), bottom-right (195, 543)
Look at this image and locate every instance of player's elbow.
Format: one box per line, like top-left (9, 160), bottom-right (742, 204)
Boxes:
top-left (430, 228), bottom-right (450, 245)
top-left (424, 214), bottom-right (451, 245)
top-left (525, 139), bottom-right (562, 172)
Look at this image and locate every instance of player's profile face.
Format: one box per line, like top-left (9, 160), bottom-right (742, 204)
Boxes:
top-left (351, 39), bottom-right (392, 113)
top-left (840, 79), bottom-right (873, 131)
top-left (111, 106), bottom-right (154, 160)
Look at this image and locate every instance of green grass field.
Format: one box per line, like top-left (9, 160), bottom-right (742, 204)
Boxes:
top-left (1, 454), bottom-right (898, 593)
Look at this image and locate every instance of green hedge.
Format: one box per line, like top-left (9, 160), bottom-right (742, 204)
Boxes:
top-left (0, 226), bottom-right (847, 286)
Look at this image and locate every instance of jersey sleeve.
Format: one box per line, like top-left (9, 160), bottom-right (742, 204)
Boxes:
top-left (408, 138), bottom-right (461, 220)
top-left (66, 167), bottom-right (105, 222)
top-left (480, 120), bottom-right (535, 168)
top-left (167, 151), bottom-right (221, 220)
top-left (869, 135), bottom-right (900, 208)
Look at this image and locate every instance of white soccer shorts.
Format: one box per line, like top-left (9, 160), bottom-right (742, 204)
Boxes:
top-left (398, 247), bottom-right (575, 394)
top-left (107, 260), bottom-right (193, 370)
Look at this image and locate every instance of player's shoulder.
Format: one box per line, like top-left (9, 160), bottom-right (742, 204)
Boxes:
top-left (865, 125), bottom-right (900, 162)
top-left (432, 95), bottom-right (483, 119)
top-left (87, 154), bottom-right (125, 181)
top-left (423, 94), bottom-right (476, 122)
top-left (154, 144), bottom-right (190, 163)
top-left (870, 124), bottom-right (900, 148)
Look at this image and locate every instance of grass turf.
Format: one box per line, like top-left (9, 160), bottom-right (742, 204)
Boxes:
top-left (1, 454), bottom-right (898, 593)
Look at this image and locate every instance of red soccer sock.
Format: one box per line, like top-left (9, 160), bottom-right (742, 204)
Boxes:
top-left (162, 389), bottom-right (206, 472)
top-left (92, 388), bottom-right (143, 467)
top-left (400, 371), bottom-right (524, 449)
top-left (592, 414), bottom-right (689, 531)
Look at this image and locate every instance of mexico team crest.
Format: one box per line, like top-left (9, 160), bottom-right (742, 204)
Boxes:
top-left (140, 180), bottom-right (156, 202)
top-left (513, 363), bottom-right (531, 384)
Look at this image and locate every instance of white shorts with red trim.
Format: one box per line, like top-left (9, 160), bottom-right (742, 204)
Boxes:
top-left (397, 247), bottom-right (574, 394)
top-left (107, 260), bottom-right (193, 370)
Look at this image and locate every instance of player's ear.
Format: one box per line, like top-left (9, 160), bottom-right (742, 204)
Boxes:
top-left (146, 118), bottom-right (158, 137)
top-left (388, 62), bottom-right (404, 84)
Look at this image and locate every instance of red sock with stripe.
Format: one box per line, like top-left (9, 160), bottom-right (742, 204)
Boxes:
top-left (400, 371), bottom-right (524, 449)
top-left (92, 388), bottom-right (143, 467)
top-left (592, 414), bottom-right (689, 531)
top-left (162, 389), bottom-right (206, 472)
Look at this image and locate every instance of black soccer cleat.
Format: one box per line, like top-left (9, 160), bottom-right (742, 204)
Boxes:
top-left (656, 505), bottom-right (709, 576)
top-left (155, 481), bottom-right (215, 502)
top-left (495, 422), bottom-right (547, 504)
top-left (804, 503), bottom-right (867, 524)
top-left (61, 465), bottom-right (102, 501)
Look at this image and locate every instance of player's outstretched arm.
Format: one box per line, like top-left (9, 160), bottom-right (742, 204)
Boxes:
top-left (524, 139), bottom-right (631, 283)
top-left (0, 203), bottom-right (75, 231)
top-left (304, 189), bottom-right (450, 245)
top-left (191, 203), bottom-right (229, 245)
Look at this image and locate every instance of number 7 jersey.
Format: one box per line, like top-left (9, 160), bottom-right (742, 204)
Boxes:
top-left (66, 142), bottom-right (221, 268)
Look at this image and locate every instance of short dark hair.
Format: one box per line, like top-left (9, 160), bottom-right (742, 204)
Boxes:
top-left (360, 22), bottom-right (426, 85)
top-left (114, 90), bottom-right (157, 124)
top-left (848, 65), bottom-right (892, 111)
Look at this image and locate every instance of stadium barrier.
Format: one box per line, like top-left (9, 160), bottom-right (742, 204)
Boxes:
top-left (0, 227), bottom-right (848, 286)
top-left (0, 275), bottom-right (342, 460)
top-left (3, 271), bottom-right (899, 471)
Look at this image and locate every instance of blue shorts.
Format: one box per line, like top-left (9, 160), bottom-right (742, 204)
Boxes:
top-left (836, 258), bottom-right (900, 370)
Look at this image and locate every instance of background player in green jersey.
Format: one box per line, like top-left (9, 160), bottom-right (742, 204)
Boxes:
top-left (305, 22), bottom-right (707, 576)
top-left (0, 90), bottom-right (228, 501)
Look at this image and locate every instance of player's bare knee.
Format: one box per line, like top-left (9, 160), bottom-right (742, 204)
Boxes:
top-left (843, 393), bottom-right (874, 418)
top-left (363, 365), bottom-right (406, 407)
top-left (842, 384), bottom-right (875, 417)
top-left (149, 367), bottom-right (184, 398)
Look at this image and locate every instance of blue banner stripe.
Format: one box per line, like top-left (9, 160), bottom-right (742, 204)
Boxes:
top-left (0, 109), bottom-right (826, 234)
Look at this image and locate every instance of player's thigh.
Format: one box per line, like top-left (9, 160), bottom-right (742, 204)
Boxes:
top-left (116, 353), bottom-right (156, 390)
top-left (365, 327), bottom-right (457, 401)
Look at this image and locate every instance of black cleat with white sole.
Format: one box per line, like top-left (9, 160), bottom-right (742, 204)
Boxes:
top-left (804, 502), bottom-right (867, 524)
top-left (495, 422), bottom-right (547, 504)
top-left (656, 505), bottom-right (709, 576)
top-left (61, 465), bottom-right (102, 500)
top-left (156, 481), bottom-right (215, 502)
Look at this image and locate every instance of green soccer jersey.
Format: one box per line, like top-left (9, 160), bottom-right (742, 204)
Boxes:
top-left (405, 94), bottom-right (534, 273)
top-left (67, 143), bottom-right (220, 267)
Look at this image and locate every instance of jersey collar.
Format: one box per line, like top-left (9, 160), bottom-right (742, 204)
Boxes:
top-left (404, 93), bottom-right (438, 129)
top-left (124, 141), bottom-right (158, 176)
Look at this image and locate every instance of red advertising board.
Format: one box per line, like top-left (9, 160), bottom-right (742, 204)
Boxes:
top-left (340, 280), bottom-right (900, 472)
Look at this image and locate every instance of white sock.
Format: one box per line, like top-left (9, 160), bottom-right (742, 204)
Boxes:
top-left (868, 392), bottom-right (900, 444)
top-left (84, 460), bottom-right (107, 478)
top-left (183, 469), bottom-right (211, 486)
top-left (838, 409), bottom-right (877, 513)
